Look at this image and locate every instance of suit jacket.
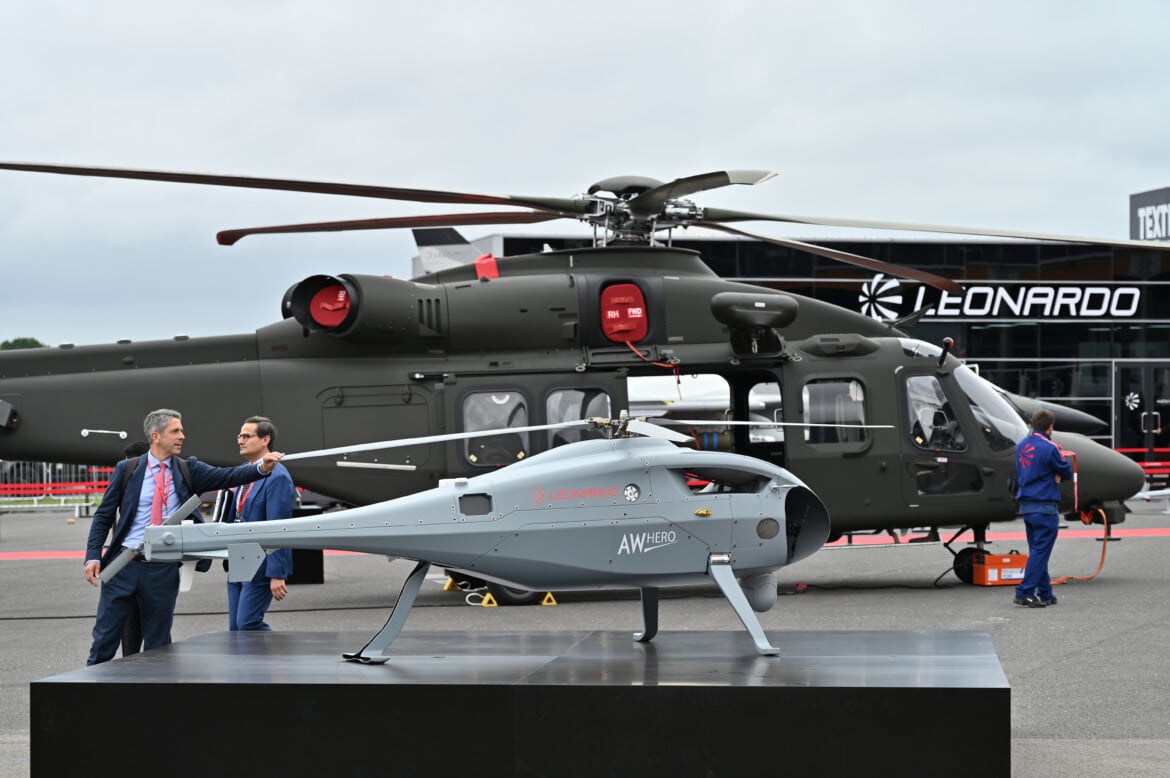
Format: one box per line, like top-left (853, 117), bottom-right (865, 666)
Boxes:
top-left (225, 461), bottom-right (295, 582)
top-left (88, 456), bottom-right (271, 569)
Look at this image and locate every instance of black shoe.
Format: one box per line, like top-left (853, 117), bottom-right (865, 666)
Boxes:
top-left (1013, 595), bottom-right (1043, 607)
top-left (1037, 596), bottom-right (1057, 607)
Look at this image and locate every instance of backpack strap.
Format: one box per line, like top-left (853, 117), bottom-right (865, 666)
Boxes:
top-left (173, 456), bottom-right (195, 495)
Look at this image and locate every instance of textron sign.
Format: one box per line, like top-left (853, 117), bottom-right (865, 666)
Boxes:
top-left (1131, 186), bottom-right (1170, 241)
top-left (858, 273), bottom-right (1143, 322)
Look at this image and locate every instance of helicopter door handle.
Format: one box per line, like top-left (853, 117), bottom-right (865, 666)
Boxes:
top-left (981, 466), bottom-right (996, 475)
top-left (915, 461), bottom-right (942, 470)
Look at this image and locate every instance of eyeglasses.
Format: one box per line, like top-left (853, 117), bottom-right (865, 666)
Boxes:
top-left (237, 433), bottom-right (259, 441)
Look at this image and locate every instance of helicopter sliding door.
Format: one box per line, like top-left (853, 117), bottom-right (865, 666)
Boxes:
top-left (313, 383), bottom-right (436, 502)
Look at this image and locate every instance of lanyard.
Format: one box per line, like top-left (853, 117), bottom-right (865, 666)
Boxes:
top-left (236, 482), bottom-right (256, 517)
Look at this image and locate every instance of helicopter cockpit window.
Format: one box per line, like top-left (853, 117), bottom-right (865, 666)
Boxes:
top-left (954, 365), bottom-right (1027, 452)
top-left (546, 388), bottom-right (612, 448)
top-left (801, 379), bottom-right (867, 446)
top-left (905, 375), bottom-right (967, 452)
top-left (462, 391), bottom-right (529, 467)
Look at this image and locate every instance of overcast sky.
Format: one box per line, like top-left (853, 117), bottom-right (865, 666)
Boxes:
top-left (2, 1), bottom-right (1168, 347)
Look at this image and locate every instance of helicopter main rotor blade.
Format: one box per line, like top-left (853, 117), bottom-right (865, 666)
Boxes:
top-left (628, 170), bottom-right (777, 216)
top-left (0, 161), bottom-right (587, 217)
top-left (697, 221), bottom-right (965, 295)
top-left (700, 206), bottom-right (1170, 254)
top-left (217, 210), bottom-right (565, 245)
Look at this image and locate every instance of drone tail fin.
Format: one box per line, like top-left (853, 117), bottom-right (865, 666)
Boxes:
top-left (227, 542), bottom-right (266, 582)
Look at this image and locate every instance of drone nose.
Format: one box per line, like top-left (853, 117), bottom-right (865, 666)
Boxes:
top-left (1051, 431), bottom-right (1146, 504)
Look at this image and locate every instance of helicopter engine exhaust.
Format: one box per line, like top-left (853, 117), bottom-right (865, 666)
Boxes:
top-left (283, 274), bottom-right (443, 344)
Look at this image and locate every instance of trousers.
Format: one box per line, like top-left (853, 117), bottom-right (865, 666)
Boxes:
top-left (227, 580), bottom-right (275, 631)
top-left (88, 559), bottom-right (180, 665)
top-left (1015, 512), bottom-right (1059, 601)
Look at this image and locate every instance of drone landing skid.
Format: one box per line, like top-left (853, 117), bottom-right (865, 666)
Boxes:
top-left (709, 559), bottom-right (781, 657)
top-left (634, 587), bottom-right (658, 643)
top-left (343, 560), bottom-right (431, 664)
top-left (341, 557), bottom-right (780, 663)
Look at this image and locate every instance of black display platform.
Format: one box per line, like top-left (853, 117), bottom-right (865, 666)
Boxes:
top-left (32, 629), bottom-right (1009, 777)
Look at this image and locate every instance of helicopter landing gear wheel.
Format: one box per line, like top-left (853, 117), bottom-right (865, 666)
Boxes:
top-left (485, 583), bottom-right (543, 606)
top-left (953, 547), bottom-right (981, 585)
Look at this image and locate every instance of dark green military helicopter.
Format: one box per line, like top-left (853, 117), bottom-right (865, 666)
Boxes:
top-left (0, 163), bottom-right (1155, 599)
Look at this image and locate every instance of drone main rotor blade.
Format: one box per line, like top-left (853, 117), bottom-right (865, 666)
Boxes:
top-left (697, 221), bottom-right (964, 295)
top-left (217, 210), bottom-right (565, 245)
top-left (281, 420), bottom-right (592, 462)
top-left (100, 547), bottom-right (137, 582)
top-left (701, 206), bottom-right (1170, 253)
top-left (163, 495), bottom-right (204, 525)
top-left (0, 161), bottom-right (587, 217)
top-left (625, 419), bottom-right (695, 443)
top-left (662, 418), bottom-right (896, 429)
top-left (628, 170), bottom-right (777, 216)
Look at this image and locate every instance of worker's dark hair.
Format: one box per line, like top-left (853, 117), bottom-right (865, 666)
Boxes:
top-left (1031, 408), bottom-right (1056, 432)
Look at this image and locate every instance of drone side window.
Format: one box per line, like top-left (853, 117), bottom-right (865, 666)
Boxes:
top-left (675, 467), bottom-right (768, 494)
top-left (459, 493), bottom-right (493, 516)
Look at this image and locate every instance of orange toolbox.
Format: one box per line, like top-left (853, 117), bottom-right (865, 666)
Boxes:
top-left (972, 551), bottom-right (1028, 586)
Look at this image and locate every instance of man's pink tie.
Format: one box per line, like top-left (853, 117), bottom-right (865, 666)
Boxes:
top-left (150, 462), bottom-right (170, 526)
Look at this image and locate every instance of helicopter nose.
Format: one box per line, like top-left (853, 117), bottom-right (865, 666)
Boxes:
top-left (1050, 431), bottom-right (1146, 503)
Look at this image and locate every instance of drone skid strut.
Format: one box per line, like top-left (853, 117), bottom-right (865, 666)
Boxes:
top-left (708, 555), bottom-right (781, 656)
top-left (343, 560), bottom-right (431, 664)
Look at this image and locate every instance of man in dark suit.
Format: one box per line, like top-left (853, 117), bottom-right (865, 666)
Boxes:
top-left (83, 408), bottom-right (284, 665)
top-left (118, 440), bottom-right (150, 657)
top-left (224, 416), bottom-right (295, 630)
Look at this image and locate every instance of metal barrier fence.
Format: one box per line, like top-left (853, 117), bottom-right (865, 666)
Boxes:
top-left (0, 460), bottom-right (112, 515)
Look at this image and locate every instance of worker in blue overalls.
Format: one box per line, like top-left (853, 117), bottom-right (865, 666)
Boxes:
top-left (1013, 408), bottom-right (1073, 608)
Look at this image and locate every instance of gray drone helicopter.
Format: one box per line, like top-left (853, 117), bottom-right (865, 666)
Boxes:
top-left (112, 416), bottom-right (833, 662)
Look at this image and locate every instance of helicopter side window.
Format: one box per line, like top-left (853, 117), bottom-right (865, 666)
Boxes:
top-left (462, 391), bottom-right (529, 467)
top-left (747, 381), bottom-right (784, 444)
top-left (905, 375), bottom-right (967, 452)
top-left (546, 388), bottom-right (612, 448)
top-left (801, 379), bottom-right (867, 447)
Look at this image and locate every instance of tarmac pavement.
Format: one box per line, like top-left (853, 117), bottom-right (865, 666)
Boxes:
top-left (2, 500), bottom-right (1169, 777)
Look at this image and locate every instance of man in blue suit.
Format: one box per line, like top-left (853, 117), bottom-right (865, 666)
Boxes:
top-left (223, 416), bottom-right (295, 631)
top-left (84, 408), bottom-right (284, 665)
